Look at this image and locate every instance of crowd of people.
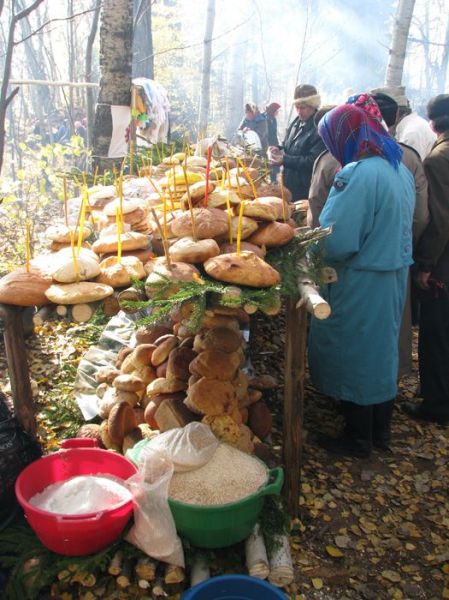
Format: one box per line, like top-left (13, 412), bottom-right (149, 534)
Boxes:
top-left (244, 85), bottom-right (449, 458)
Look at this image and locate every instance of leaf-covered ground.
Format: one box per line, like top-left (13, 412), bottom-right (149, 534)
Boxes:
top-left (1, 310), bottom-right (448, 599)
top-left (252, 311), bottom-right (449, 600)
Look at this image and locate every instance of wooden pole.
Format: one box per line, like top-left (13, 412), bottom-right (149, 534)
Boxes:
top-left (282, 299), bottom-right (307, 517)
top-left (0, 304), bottom-right (36, 436)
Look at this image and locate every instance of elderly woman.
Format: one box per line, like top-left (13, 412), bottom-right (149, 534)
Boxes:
top-left (269, 84), bottom-right (325, 201)
top-left (308, 104), bottom-right (415, 458)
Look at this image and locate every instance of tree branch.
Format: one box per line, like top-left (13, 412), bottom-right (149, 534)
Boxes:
top-left (4, 86), bottom-right (19, 109)
top-left (14, 6), bottom-right (98, 46)
top-left (135, 11), bottom-right (255, 63)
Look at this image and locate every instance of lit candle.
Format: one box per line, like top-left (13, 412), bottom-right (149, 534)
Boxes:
top-left (225, 190), bottom-right (233, 244)
top-left (77, 190), bottom-right (87, 256)
top-left (204, 145), bottom-right (212, 207)
top-left (25, 221), bottom-right (31, 273)
top-left (116, 207), bottom-right (122, 264)
top-left (70, 230), bottom-right (79, 282)
top-left (172, 165), bottom-right (177, 203)
top-left (280, 171), bottom-right (287, 222)
top-left (237, 157), bottom-right (257, 199)
top-left (63, 177), bottom-right (68, 227)
top-left (236, 201), bottom-right (245, 256)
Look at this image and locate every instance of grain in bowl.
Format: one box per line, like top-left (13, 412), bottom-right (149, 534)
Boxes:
top-left (169, 443), bottom-right (268, 505)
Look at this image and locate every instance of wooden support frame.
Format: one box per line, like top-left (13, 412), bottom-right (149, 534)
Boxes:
top-left (0, 304), bottom-right (36, 436)
top-left (282, 299), bottom-right (308, 518)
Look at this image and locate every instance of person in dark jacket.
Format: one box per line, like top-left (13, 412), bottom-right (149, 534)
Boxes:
top-left (264, 102), bottom-right (281, 181)
top-left (269, 84), bottom-right (325, 200)
top-left (238, 103), bottom-right (268, 153)
top-left (404, 94), bottom-right (449, 426)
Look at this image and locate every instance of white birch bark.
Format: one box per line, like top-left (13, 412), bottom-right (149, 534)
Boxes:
top-left (385, 0), bottom-right (416, 87)
top-left (197, 0), bottom-right (216, 137)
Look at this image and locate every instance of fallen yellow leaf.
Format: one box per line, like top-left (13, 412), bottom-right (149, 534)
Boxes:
top-left (312, 578), bottom-right (323, 590)
top-left (326, 545), bottom-right (344, 557)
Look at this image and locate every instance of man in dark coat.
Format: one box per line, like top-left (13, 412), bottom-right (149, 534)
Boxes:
top-left (269, 84), bottom-right (325, 201)
top-left (404, 94), bottom-right (449, 426)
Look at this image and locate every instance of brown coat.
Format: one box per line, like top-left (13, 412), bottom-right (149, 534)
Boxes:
top-left (307, 146), bottom-right (429, 243)
top-left (307, 150), bottom-right (340, 228)
top-left (414, 131), bottom-right (449, 282)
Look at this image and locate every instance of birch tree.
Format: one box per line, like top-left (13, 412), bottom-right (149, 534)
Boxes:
top-left (92, 0), bottom-right (133, 166)
top-left (0, 0), bottom-right (45, 175)
top-left (385, 0), bottom-right (416, 86)
top-left (197, 0), bottom-right (216, 136)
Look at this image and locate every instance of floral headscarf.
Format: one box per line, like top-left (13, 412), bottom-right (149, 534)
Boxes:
top-left (318, 104), bottom-right (403, 169)
top-left (346, 92), bottom-right (383, 123)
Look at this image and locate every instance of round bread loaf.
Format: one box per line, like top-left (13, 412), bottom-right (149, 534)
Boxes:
top-left (204, 251), bottom-right (280, 288)
top-left (92, 231), bottom-right (149, 254)
top-left (0, 269), bottom-right (53, 306)
top-left (247, 221), bottom-right (295, 247)
top-left (171, 207), bottom-right (229, 239)
top-left (45, 281), bottom-right (114, 304)
top-left (168, 237), bottom-right (220, 263)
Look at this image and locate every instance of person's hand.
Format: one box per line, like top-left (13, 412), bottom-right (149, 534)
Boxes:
top-left (417, 270), bottom-right (431, 290)
top-left (268, 146), bottom-right (284, 166)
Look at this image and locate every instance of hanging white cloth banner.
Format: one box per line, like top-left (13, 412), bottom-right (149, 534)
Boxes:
top-left (108, 105), bottom-right (131, 158)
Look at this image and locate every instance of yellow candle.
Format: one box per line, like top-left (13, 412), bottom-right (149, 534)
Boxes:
top-left (77, 191), bottom-right (87, 256)
top-left (93, 165), bottom-right (99, 187)
top-left (70, 230), bottom-right (79, 282)
top-left (280, 172), bottom-right (287, 222)
top-left (236, 201), bottom-right (245, 256)
top-left (116, 208), bottom-right (122, 264)
top-left (182, 165), bottom-right (197, 240)
top-left (25, 221), bottom-right (31, 273)
top-left (63, 177), bottom-right (68, 227)
top-left (103, 170), bottom-right (107, 186)
top-left (225, 191), bottom-right (233, 244)
top-left (163, 193), bottom-right (168, 240)
top-left (237, 157), bottom-right (257, 199)
top-left (172, 166), bottom-right (177, 202)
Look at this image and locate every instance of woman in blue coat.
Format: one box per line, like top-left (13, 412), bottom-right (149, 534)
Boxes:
top-left (308, 104), bottom-right (415, 458)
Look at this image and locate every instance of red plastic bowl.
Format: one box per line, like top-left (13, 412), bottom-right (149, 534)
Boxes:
top-left (15, 439), bottom-right (137, 556)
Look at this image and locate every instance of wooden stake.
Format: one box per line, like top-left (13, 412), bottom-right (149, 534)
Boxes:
top-left (204, 145), bottom-right (212, 207)
top-left (151, 208), bottom-right (171, 267)
top-left (182, 165), bottom-right (197, 241)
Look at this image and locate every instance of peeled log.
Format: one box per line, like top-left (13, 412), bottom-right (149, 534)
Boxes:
top-left (71, 302), bottom-right (96, 323)
top-left (296, 283), bottom-right (330, 320)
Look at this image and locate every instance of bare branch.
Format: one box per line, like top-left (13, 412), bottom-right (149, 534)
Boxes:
top-left (14, 6), bottom-right (99, 46)
top-left (135, 10), bottom-right (255, 63)
top-left (4, 86), bottom-right (19, 109)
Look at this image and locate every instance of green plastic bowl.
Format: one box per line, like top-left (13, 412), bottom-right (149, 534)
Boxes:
top-left (168, 466), bottom-right (284, 548)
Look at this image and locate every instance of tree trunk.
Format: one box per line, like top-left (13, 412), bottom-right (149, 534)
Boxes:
top-left (92, 0), bottom-right (133, 168)
top-left (197, 0), bottom-right (216, 136)
top-left (225, 35), bottom-right (246, 140)
top-left (385, 0), bottom-right (416, 87)
top-left (132, 0), bottom-right (154, 79)
top-left (0, 0), bottom-right (45, 175)
top-left (86, 0), bottom-right (101, 147)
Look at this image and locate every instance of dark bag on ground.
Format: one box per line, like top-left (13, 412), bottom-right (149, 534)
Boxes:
top-left (0, 392), bottom-right (41, 528)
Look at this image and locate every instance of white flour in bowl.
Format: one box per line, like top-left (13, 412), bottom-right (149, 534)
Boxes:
top-left (29, 475), bottom-right (132, 515)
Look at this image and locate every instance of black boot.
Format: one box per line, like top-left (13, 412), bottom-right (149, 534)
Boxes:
top-left (318, 402), bottom-right (373, 458)
top-left (372, 399), bottom-right (395, 450)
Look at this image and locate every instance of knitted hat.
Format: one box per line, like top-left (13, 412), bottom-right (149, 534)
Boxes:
top-left (427, 94), bottom-right (449, 120)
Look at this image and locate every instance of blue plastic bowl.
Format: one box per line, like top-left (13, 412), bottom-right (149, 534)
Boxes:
top-left (182, 575), bottom-right (287, 599)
